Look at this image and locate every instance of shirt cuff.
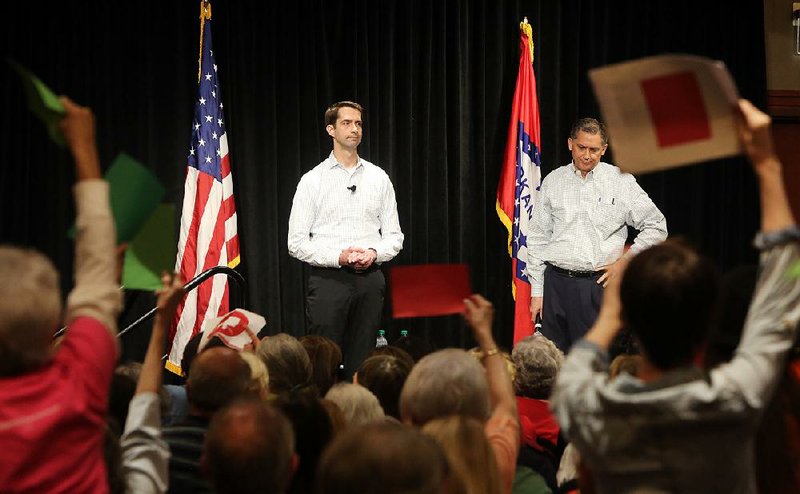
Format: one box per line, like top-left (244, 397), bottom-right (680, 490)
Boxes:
top-left (753, 225), bottom-right (800, 250)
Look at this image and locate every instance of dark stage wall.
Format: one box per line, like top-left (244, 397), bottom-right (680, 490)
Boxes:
top-left (0, 1), bottom-right (767, 355)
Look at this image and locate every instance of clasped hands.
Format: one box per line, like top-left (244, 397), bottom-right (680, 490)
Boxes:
top-left (339, 246), bottom-right (377, 271)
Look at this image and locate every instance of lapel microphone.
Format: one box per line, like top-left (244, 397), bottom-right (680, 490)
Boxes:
top-left (347, 185), bottom-right (357, 193)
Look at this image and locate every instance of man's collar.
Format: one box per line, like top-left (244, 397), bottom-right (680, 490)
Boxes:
top-left (328, 152), bottom-right (362, 170)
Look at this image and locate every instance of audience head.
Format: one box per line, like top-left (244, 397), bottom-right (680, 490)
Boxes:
top-left (0, 247), bottom-right (61, 375)
top-left (620, 238), bottom-right (720, 370)
top-left (203, 399), bottom-right (297, 494)
top-left (300, 335), bottom-right (343, 396)
top-left (368, 344), bottom-right (415, 369)
top-left (324, 382), bottom-right (385, 427)
top-left (181, 331), bottom-right (227, 377)
top-left (257, 333), bottom-right (313, 395)
top-left (316, 421), bottom-right (451, 494)
top-left (399, 348), bottom-right (490, 426)
top-left (356, 354), bottom-right (412, 419)
top-left (186, 347), bottom-right (252, 415)
top-left (422, 415), bottom-right (502, 494)
top-left (274, 391), bottom-right (335, 494)
top-left (108, 362), bottom-right (142, 435)
top-left (393, 332), bottom-right (434, 363)
top-left (320, 398), bottom-right (348, 435)
top-left (511, 334), bottom-right (564, 399)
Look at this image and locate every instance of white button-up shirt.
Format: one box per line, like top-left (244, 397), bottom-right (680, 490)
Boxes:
top-left (527, 161), bottom-right (667, 296)
top-left (288, 153), bottom-right (404, 268)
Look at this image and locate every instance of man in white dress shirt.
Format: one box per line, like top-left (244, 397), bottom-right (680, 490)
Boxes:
top-left (288, 101), bottom-right (404, 376)
top-left (527, 118), bottom-right (667, 353)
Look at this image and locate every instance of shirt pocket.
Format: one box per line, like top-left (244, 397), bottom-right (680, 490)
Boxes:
top-left (592, 198), bottom-right (627, 237)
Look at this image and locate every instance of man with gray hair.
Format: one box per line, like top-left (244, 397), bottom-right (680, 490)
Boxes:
top-left (399, 295), bottom-right (519, 493)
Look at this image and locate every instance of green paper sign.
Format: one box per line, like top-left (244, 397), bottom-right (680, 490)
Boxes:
top-left (69, 152), bottom-right (167, 243)
top-left (8, 59), bottom-right (66, 146)
top-left (122, 203), bottom-right (176, 291)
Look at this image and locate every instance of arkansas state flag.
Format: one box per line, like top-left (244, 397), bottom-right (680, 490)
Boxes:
top-left (496, 18), bottom-right (542, 344)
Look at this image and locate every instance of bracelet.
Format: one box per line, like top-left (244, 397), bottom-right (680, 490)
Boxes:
top-left (482, 347), bottom-right (499, 359)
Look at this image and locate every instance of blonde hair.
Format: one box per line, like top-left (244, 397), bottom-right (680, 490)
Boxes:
top-left (240, 351), bottom-right (270, 398)
top-left (422, 415), bottom-right (502, 494)
top-left (0, 247), bottom-right (62, 375)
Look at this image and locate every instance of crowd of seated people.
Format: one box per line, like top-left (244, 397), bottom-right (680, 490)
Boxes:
top-left (1, 96), bottom-right (799, 494)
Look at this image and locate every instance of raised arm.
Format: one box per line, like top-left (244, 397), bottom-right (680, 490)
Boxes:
top-left (463, 295), bottom-right (517, 418)
top-left (712, 99), bottom-right (800, 406)
top-left (121, 273), bottom-right (185, 494)
top-left (61, 97), bottom-right (121, 335)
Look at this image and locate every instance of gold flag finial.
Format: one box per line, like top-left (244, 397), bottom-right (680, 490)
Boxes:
top-left (198, 1), bottom-right (212, 82)
top-left (520, 17), bottom-right (534, 64)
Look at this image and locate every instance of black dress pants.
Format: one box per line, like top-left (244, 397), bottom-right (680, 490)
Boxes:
top-left (306, 266), bottom-right (385, 378)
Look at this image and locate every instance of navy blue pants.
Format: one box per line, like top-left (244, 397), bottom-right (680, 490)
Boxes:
top-left (541, 265), bottom-right (604, 354)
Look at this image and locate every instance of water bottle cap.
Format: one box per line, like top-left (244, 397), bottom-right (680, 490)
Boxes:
top-left (400, 330), bottom-right (408, 337)
top-left (378, 330), bottom-right (385, 336)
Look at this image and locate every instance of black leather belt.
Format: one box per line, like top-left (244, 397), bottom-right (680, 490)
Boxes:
top-left (546, 263), bottom-right (603, 278)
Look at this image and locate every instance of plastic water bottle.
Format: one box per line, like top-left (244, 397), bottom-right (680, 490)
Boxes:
top-left (376, 329), bottom-right (388, 348)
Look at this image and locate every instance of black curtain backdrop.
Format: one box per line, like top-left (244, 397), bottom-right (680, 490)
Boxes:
top-left (0, 0), bottom-right (766, 356)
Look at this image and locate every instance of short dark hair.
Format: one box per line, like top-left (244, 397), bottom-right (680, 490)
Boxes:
top-left (205, 399), bottom-right (295, 494)
top-left (620, 238), bottom-right (720, 370)
top-left (316, 422), bottom-right (449, 494)
top-left (324, 101), bottom-right (364, 127)
top-left (356, 355), bottom-right (412, 419)
top-left (570, 118), bottom-right (608, 145)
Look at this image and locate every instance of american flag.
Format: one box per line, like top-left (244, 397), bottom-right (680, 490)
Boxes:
top-left (496, 18), bottom-right (542, 344)
top-left (167, 1), bottom-right (240, 375)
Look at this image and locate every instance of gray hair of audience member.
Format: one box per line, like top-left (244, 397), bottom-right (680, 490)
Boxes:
top-left (324, 382), bottom-right (385, 427)
top-left (315, 421), bottom-right (450, 494)
top-left (186, 347), bottom-right (253, 415)
top-left (0, 247), bottom-right (61, 375)
top-left (204, 399), bottom-right (296, 494)
top-left (256, 333), bottom-right (313, 395)
top-left (399, 348), bottom-right (490, 426)
top-left (511, 334), bottom-right (564, 399)
top-left (356, 354), bottom-right (412, 419)
top-left (570, 117), bottom-right (609, 145)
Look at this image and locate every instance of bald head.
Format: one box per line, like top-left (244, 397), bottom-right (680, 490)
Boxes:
top-left (186, 347), bottom-right (252, 414)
